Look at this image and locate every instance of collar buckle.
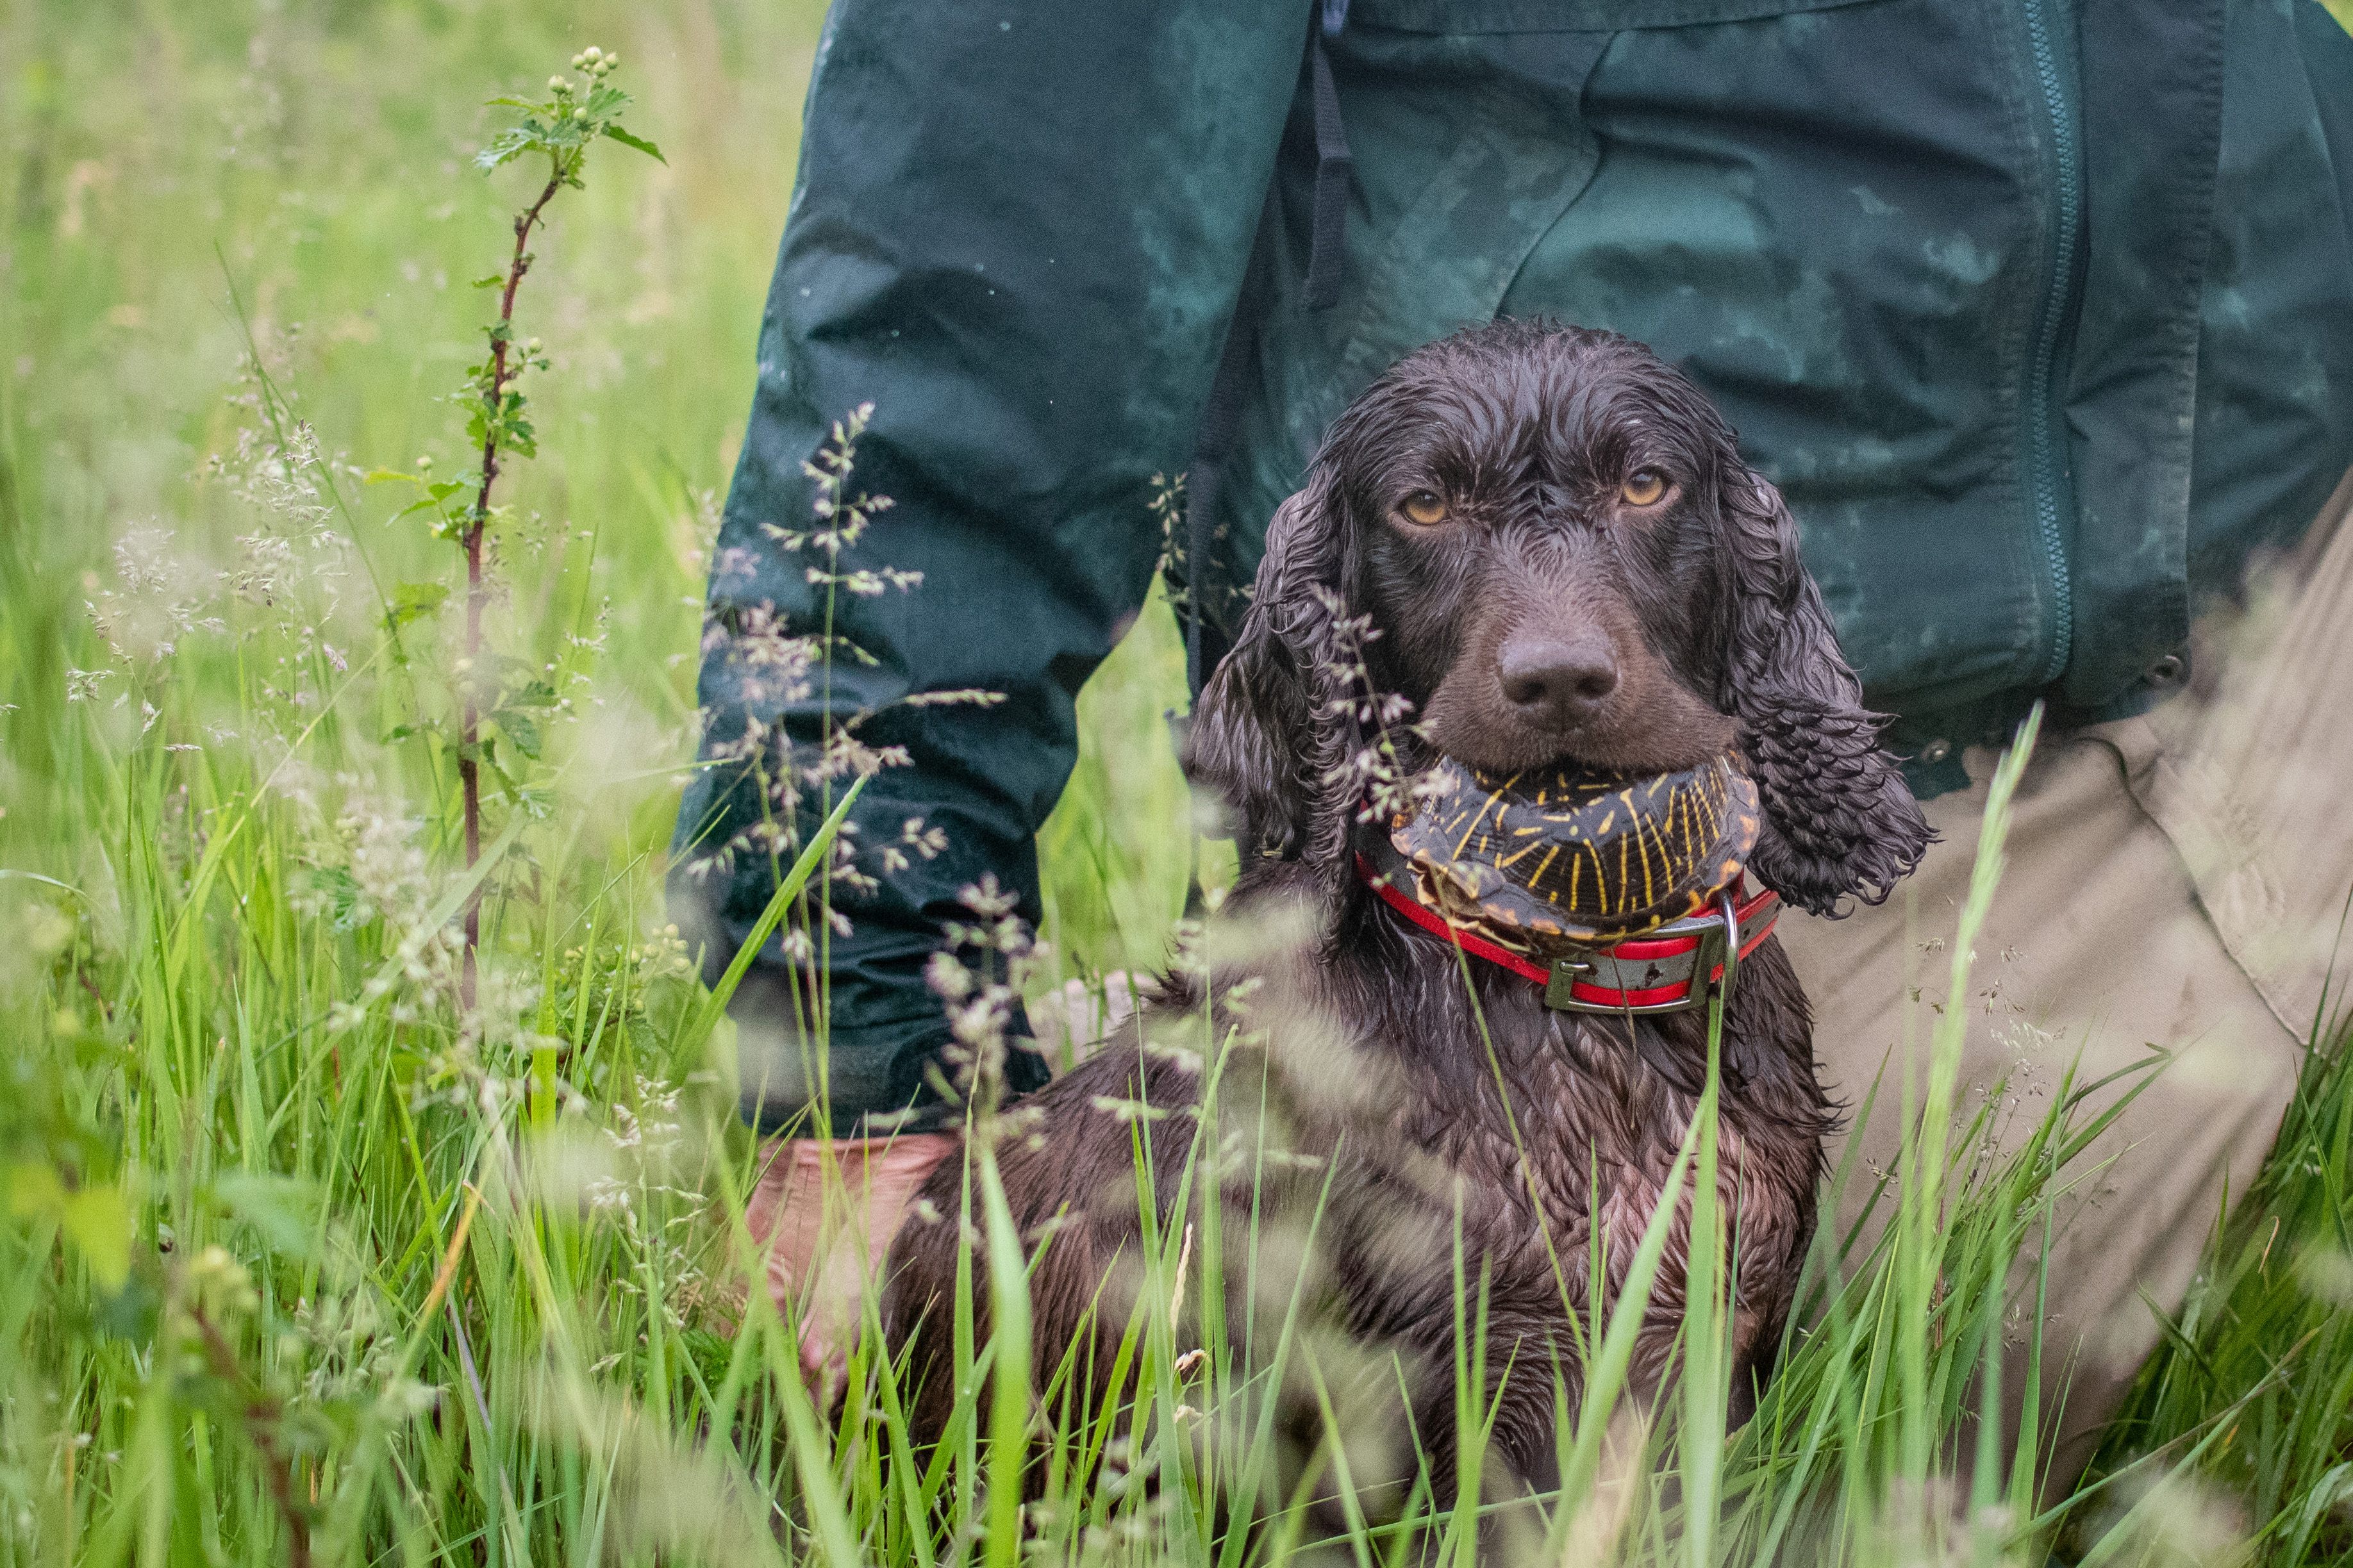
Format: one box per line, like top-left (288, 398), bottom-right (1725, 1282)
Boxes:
top-left (1541, 886), bottom-right (1777, 1016)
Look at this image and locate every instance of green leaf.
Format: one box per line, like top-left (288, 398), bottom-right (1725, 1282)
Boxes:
top-left (475, 129), bottom-right (535, 171)
top-left (60, 1184), bottom-right (131, 1293)
top-left (480, 746), bottom-right (526, 803)
top-left (211, 1171), bottom-right (323, 1261)
top-left (6, 1161), bottom-right (67, 1218)
top-left (600, 124), bottom-right (667, 164)
top-left (362, 467), bottom-right (422, 487)
top-left (392, 483), bottom-right (466, 522)
top-left (92, 1267), bottom-right (160, 1341)
top-left (470, 274), bottom-right (505, 290)
top-left (388, 580), bottom-right (451, 630)
top-left (497, 709), bottom-right (542, 760)
top-left (506, 679), bottom-right (558, 709)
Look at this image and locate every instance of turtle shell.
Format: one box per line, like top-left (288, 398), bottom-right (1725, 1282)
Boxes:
top-left (1393, 751), bottom-right (1761, 948)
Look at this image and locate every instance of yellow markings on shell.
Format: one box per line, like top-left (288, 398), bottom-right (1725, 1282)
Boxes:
top-left (1454, 788), bottom-right (1506, 859)
top-left (1638, 810), bottom-right (1657, 907)
top-left (1494, 838), bottom-right (1545, 870)
top-left (1423, 755), bottom-right (1761, 932)
top-left (1449, 799), bottom-right (1506, 860)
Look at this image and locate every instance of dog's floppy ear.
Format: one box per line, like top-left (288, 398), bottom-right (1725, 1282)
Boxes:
top-left (1182, 475), bottom-right (1345, 861)
top-left (1718, 466), bottom-right (1933, 915)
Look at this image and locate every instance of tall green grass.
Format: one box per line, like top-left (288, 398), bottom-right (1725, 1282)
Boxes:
top-left (3, 6), bottom-right (2350, 1565)
top-left (2081, 989), bottom-right (2353, 1564)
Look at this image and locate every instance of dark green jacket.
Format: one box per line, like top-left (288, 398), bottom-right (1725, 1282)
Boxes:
top-left (677, 0), bottom-right (2353, 1135)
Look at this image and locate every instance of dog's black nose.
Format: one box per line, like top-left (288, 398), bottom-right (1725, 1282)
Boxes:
top-left (1499, 634), bottom-right (1618, 724)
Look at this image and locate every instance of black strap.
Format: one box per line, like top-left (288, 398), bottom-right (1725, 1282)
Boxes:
top-left (1184, 1), bottom-right (1352, 699)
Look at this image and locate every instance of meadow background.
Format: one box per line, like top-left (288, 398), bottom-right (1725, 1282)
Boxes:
top-left (3, 4), bottom-right (2350, 1565)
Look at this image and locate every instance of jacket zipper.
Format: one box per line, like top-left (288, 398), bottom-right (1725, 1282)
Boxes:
top-left (2022, 0), bottom-right (2083, 686)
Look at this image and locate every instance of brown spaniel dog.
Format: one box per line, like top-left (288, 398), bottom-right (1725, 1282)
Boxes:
top-left (885, 320), bottom-right (1931, 1511)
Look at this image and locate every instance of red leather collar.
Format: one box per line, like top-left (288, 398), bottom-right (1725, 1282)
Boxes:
top-left (1352, 849), bottom-right (1780, 1015)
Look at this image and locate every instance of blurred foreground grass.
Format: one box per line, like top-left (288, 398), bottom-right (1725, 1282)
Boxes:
top-left (3, 0), bottom-right (1199, 985)
top-left (2, 6), bottom-right (2350, 1566)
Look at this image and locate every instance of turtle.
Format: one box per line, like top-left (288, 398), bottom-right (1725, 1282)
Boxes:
top-left (1392, 749), bottom-right (1763, 952)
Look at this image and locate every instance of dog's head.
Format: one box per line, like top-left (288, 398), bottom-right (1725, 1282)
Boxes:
top-left (1185, 319), bottom-right (1931, 917)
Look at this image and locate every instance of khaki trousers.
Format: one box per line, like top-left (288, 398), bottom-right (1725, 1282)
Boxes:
top-left (1781, 470), bottom-right (2353, 1486)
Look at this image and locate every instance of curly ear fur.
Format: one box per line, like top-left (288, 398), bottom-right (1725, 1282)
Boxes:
top-left (1181, 472), bottom-right (1363, 882)
top-left (1718, 468), bottom-right (1933, 915)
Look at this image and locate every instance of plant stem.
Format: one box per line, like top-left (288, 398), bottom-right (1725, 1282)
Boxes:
top-left (188, 1304), bottom-right (312, 1568)
top-left (459, 158), bottom-right (565, 1008)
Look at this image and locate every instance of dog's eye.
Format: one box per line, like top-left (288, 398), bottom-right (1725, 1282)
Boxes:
top-left (1622, 470), bottom-right (1668, 508)
top-left (1400, 491), bottom-right (1450, 526)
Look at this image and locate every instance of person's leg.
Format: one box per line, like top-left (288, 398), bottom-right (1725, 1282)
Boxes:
top-left (1780, 736), bottom-right (2303, 1488)
top-left (1781, 470), bottom-right (2353, 1489)
top-left (2125, 465), bottom-right (2353, 1041)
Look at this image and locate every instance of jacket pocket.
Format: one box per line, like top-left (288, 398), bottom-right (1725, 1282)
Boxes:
top-left (1496, 0), bottom-right (2066, 711)
top-left (1349, 0), bottom-right (1878, 31)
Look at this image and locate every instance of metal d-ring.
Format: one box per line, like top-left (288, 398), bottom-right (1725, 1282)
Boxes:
top-left (1716, 889), bottom-right (1742, 1011)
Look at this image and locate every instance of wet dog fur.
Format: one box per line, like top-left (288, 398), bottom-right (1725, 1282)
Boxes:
top-left (883, 320), bottom-right (1932, 1513)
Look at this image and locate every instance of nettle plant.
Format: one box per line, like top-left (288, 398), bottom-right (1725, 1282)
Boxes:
top-left (369, 46), bottom-right (661, 1003)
